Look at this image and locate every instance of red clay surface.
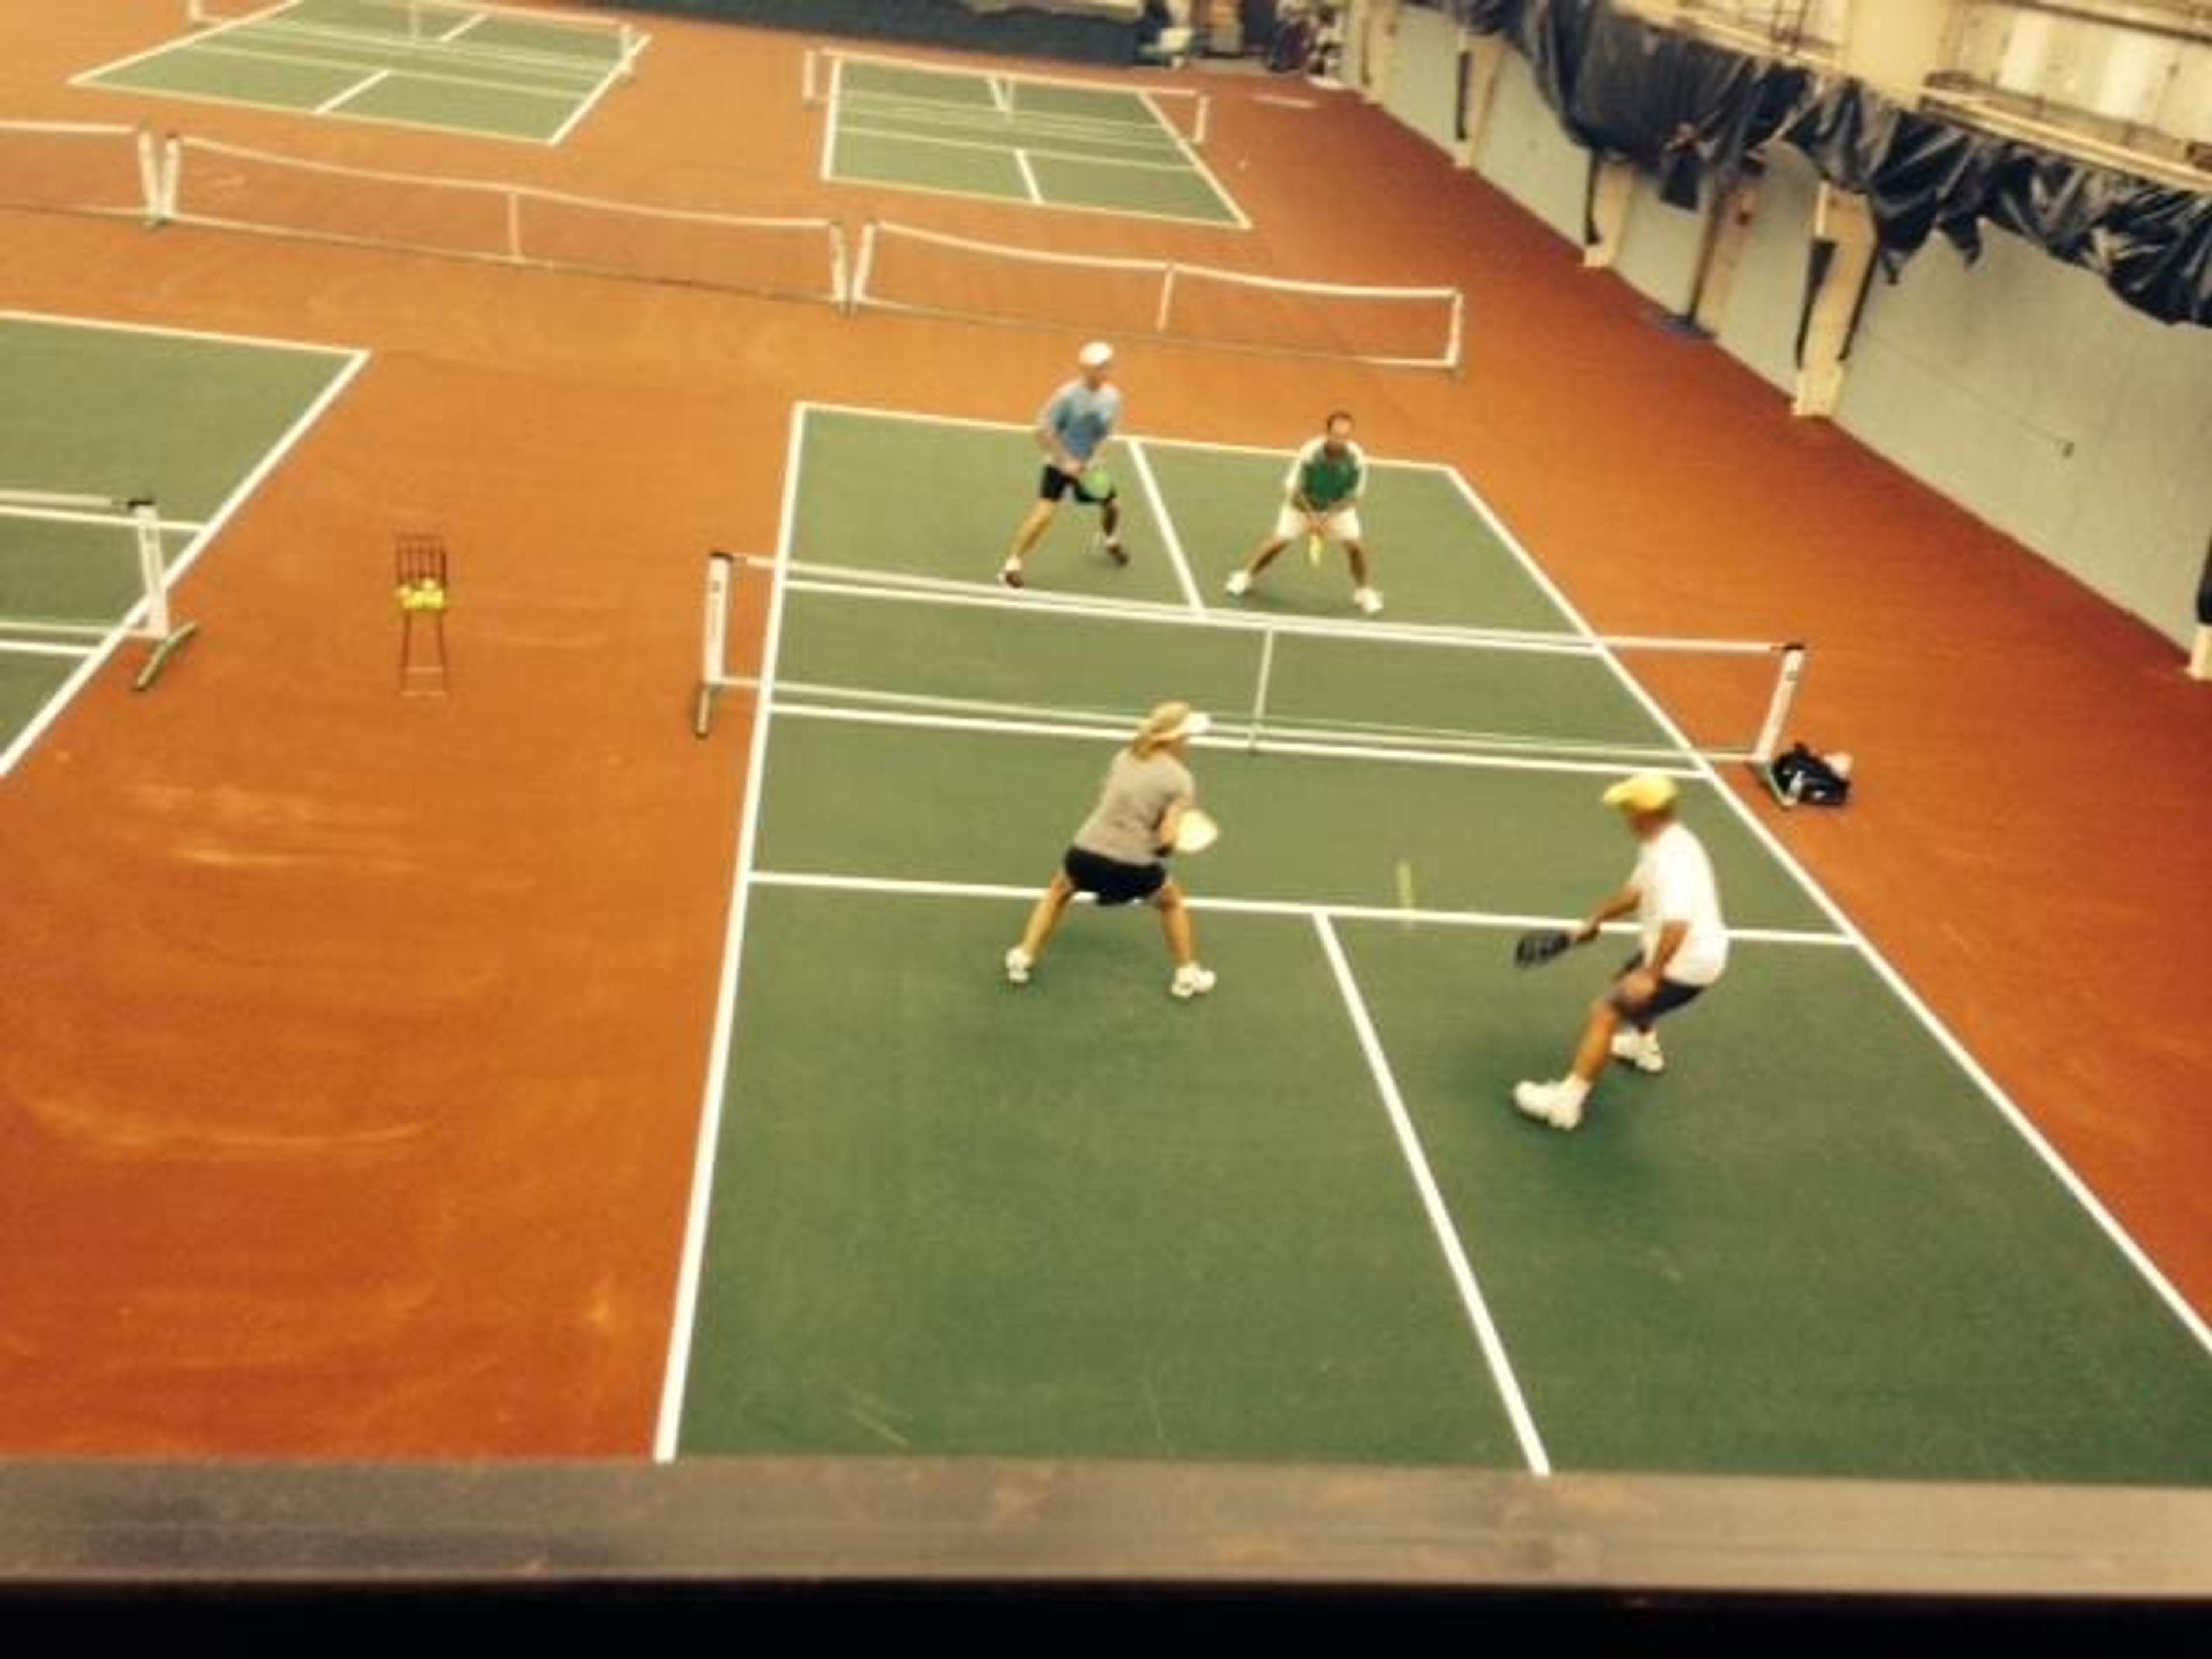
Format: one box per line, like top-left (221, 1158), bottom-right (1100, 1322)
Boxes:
top-left (0, 5), bottom-right (2203, 1455)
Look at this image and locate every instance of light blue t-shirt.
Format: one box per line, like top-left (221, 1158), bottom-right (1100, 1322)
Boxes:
top-left (1038, 379), bottom-right (1123, 464)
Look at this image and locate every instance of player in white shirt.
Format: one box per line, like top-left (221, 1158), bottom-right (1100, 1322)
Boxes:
top-left (1514, 772), bottom-right (1728, 1132)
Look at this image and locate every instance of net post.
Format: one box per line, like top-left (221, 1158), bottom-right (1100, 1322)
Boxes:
top-left (618, 24), bottom-right (639, 82)
top-left (828, 222), bottom-right (850, 313)
top-left (505, 187), bottom-right (523, 262)
top-left (1248, 625), bottom-right (1279, 753)
top-left (135, 129), bottom-right (162, 225)
top-left (1750, 642), bottom-right (1806, 767)
top-left (2189, 628), bottom-right (2210, 681)
top-left (697, 550), bottom-right (734, 737)
top-left (126, 496), bottom-right (200, 691)
top-left (801, 47), bottom-right (820, 106)
top-left (130, 497), bottom-right (171, 642)
top-left (850, 220), bottom-right (878, 313)
top-left (158, 132), bottom-right (181, 222)
top-left (1155, 263), bottom-right (1178, 336)
top-left (1445, 289), bottom-right (1466, 374)
top-left (1193, 93), bottom-right (1211, 146)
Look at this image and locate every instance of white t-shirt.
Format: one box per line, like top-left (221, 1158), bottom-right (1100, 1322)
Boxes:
top-left (1630, 821), bottom-right (1728, 986)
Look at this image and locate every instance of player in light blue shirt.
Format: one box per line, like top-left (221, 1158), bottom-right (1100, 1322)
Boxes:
top-left (1001, 340), bottom-right (1127, 589)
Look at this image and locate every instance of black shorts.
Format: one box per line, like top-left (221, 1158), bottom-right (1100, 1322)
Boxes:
top-left (1607, 951), bottom-right (1708, 1022)
top-left (1063, 845), bottom-right (1165, 907)
top-left (1039, 465), bottom-right (1115, 505)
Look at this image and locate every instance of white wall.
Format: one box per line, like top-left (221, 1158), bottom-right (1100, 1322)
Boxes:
top-left (1380, 2), bottom-right (1465, 156)
top-left (1610, 173), bottom-right (1705, 315)
top-left (1713, 142), bottom-right (1821, 394)
top-left (1838, 231), bottom-right (2212, 645)
top-left (1468, 47), bottom-right (1588, 244)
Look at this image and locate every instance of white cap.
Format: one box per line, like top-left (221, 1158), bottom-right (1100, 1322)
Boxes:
top-left (1077, 340), bottom-right (1115, 369)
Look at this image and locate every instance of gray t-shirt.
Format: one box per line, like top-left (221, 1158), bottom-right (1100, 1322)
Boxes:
top-left (1073, 747), bottom-right (1194, 866)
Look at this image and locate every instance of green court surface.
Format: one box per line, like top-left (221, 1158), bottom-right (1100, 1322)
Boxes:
top-left (0, 312), bottom-right (365, 775)
top-left (818, 51), bottom-right (1245, 228)
top-left (665, 406), bottom-right (2212, 1480)
top-left (74, 0), bottom-right (643, 145)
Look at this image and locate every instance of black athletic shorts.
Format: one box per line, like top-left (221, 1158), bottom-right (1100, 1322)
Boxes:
top-left (1063, 845), bottom-right (1165, 907)
top-left (1038, 465), bottom-right (1115, 505)
top-left (1607, 950), bottom-right (1707, 1022)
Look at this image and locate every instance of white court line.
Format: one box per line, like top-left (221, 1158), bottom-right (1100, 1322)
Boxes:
top-left (1435, 464), bottom-right (2212, 1361)
top-left (1313, 913), bottom-right (1551, 1475)
top-left (315, 67), bottom-right (389, 113)
top-left (987, 73), bottom-right (1012, 113)
top-left (438, 12), bottom-right (486, 43)
top-left (653, 407), bottom-right (811, 1461)
top-left (0, 330), bottom-right (369, 779)
top-left (750, 870), bottom-right (1849, 947)
top-left (1013, 147), bottom-right (1043, 205)
top-left (546, 30), bottom-right (646, 148)
top-left (0, 640), bottom-right (99, 661)
top-left (820, 52), bottom-right (844, 184)
top-left (836, 118), bottom-right (1199, 175)
top-left (1122, 438), bottom-right (1203, 613)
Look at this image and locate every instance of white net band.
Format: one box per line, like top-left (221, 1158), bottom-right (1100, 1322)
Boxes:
top-left (851, 221), bottom-right (1464, 371)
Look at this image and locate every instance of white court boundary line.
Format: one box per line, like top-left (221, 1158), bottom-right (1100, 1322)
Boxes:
top-left (1435, 468), bottom-right (2212, 1360)
top-left (1121, 437), bottom-right (1203, 614)
top-left (652, 405), bottom-right (810, 1461)
top-left (0, 315), bottom-right (368, 780)
top-left (1314, 913), bottom-right (1550, 1474)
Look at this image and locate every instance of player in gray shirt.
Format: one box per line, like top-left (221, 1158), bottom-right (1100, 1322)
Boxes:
top-left (1005, 701), bottom-right (1218, 1000)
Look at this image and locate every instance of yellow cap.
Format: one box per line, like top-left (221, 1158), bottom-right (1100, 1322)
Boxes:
top-left (1602, 772), bottom-right (1679, 813)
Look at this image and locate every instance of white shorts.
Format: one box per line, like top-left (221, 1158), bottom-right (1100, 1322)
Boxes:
top-left (1274, 503), bottom-right (1361, 544)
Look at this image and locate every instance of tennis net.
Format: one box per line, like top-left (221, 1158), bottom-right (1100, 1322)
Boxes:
top-left (185, 0), bottom-right (643, 78)
top-left (160, 136), bottom-right (847, 305)
top-left (0, 122), bottom-right (161, 222)
top-left (804, 45), bottom-right (1211, 146)
top-left (695, 553), bottom-right (1806, 771)
top-left (851, 221), bottom-right (1464, 372)
top-left (0, 491), bottom-right (200, 697)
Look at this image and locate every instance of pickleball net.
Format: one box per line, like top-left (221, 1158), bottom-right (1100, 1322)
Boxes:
top-left (0, 491), bottom-right (201, 694)
top-left (693, 552), bottom-right (1806, 774)
top-left (804, 45), bottom-right (1211, 146)
top-left (850, 221), bottom-right (1465, 372)
top-left (158, 135), bottom-right (848, 305)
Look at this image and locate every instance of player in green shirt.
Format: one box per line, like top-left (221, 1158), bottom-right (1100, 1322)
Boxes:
top-left (1224, 410), bottom-right (1380, 615)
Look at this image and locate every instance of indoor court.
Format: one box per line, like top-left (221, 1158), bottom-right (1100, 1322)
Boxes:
top-left (1, 0), bottom-right (2207, 1631)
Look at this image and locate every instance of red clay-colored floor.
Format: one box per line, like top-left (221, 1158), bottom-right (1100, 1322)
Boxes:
top-left (0, 5), bottom-right (2203, 1454)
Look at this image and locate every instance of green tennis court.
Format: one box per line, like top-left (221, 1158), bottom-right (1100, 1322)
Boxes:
top-left (813, 48), bottom-right (1245, 227)
top-left (0, 312), bottom-right (366, 776)
top-left (663, 406), bottom-right (2212, 1479)
top-left (74, 0), bottom-right (646, 145)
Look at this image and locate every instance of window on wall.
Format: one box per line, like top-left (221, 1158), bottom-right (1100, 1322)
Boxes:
top-left (1929, 1), bottom-right (2212, 183)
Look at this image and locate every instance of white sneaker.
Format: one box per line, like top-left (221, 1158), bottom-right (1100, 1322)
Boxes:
top-left (1005, 946), bottom-right (1033, 986)
top-left (1096, 532), bottom-right (1129, 567)
top-left (1353, 586), bottom-right (1382, 615)
top-left (1609, 1029), bottom-right (1665, 1073)
top-left (1170, 962), bottom-right (1217, 999)
top-left (1512, 1079), bottom-right (1584, 1131)
top-left (1224, 570), bottom-right (1252, 598)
